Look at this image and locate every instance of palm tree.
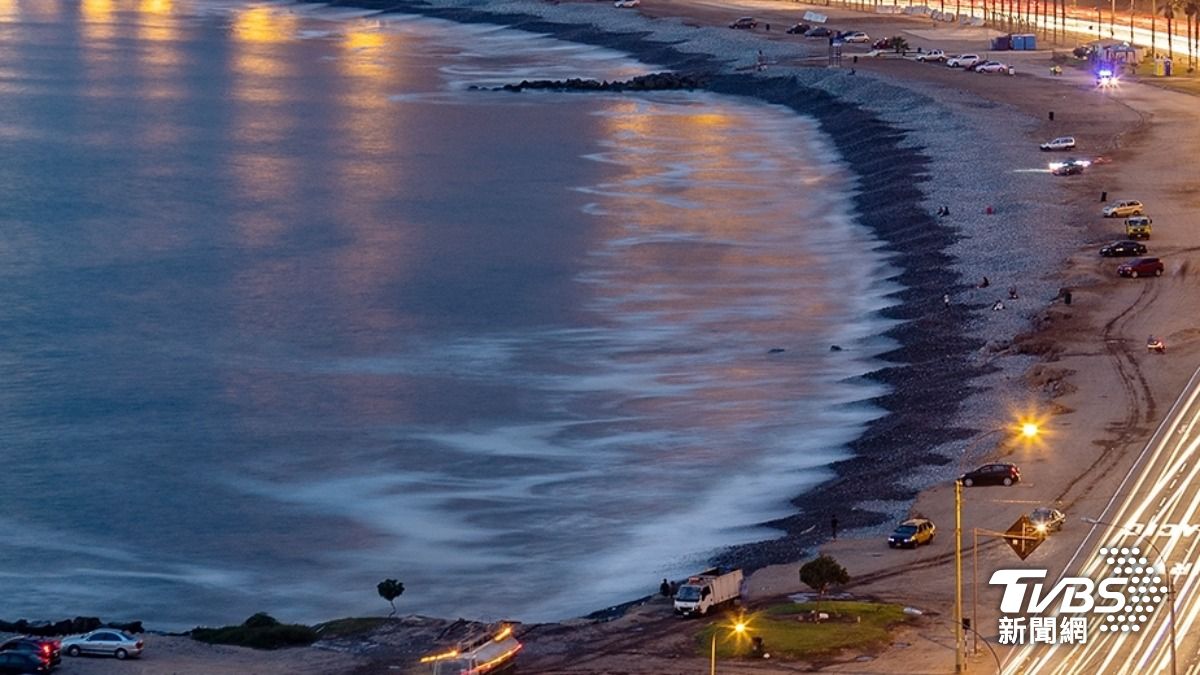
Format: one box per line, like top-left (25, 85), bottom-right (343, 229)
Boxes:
top-left (1163, 0), bottom-right (1178, 60)
top-left (1186, 0), bottom-right (1198, 69)
top-left (1152, 0), bottom-right (1158, 57)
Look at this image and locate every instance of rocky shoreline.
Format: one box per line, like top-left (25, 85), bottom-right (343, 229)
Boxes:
top-left (487, 71), bottom-right (706, 91)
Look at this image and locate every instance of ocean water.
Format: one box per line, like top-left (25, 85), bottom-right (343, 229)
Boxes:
top-left (0, 0), bottom-right (898, 628)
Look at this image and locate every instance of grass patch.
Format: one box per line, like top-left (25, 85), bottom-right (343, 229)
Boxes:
top-left (698, 601), bottom-right (911, 661)
top-left (313, 617), bottom-right (388, 639)
top-left (191, 613), bottom-right (319, 650)
top-left (1129, 63), bottom-right (1200, 94)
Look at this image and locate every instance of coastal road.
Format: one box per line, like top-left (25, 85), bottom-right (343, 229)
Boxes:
top-left (1004, 364), bottom-right (1200, 674)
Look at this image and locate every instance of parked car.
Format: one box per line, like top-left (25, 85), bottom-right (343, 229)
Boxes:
top-left (0, 652), bottom-right (49, 675)
top-left (1040, 136), bottom-right (1076, 151)
top-left (1050, 158), bottom-right (1087, 175)
top-left (915, 49), bottom-right (946, 62)
top-left (614, 0), bottom-right (640, 7)
top-left (841, 31), bottom-right (870, 43)
top-left (1029, 507), bottom-right (1066, 534)
top-left (1117, 257), bottom-right (1164, 278)
top-left (1103, 199), bottom-right (1144, 217)
top-left (61, 630), bottom-right (143, 660)
top-left (805, 26), bottom-right (832, 37)
top-left (786, 22), bottom-right (811, 34)
top-left (1099, 240), bottom-right (1147, 257)
top-left (1125, 215), bottom-right (1152, 239)
top-left (0, 638), bottom-right (60, 670)
top-left (888, 518), bottom-right (936, 548)
top-left (729, 16), bottom-right (757, 29)
top-left (976, 61), bottom-right (1014, 74)
top-left (946, 53), bottom-right (981, 68)
top-left (872, 37), bottom-right (894, 49)
top-left (959, 463), bottom-right (1020, 487)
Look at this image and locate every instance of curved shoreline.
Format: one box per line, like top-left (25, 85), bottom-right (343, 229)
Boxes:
top-left (328, 0), bottom-right (989, 569)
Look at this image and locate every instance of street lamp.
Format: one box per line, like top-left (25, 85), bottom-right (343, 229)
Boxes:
top-left (709, 617), bottom-right (749, 675)
top-left (955, 420), bottom-right (1041, 673)
top-left (1081, 516), bottom-right (1177, 675)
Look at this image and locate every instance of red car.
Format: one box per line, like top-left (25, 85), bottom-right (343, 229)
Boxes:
top-left (0, 638), bottom-right (60, 670)
top-left (1117, 257), bottom-right (1164, 278)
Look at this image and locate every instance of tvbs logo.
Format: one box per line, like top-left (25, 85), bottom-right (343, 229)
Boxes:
top-left (989, 547), bottom-right (1171, 643)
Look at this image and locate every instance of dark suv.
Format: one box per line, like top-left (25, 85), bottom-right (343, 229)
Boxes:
top-left (0, 638), bottom-right (59, 670)
top-left (959, 463), bottom-right (1020, 487)
top-left (1117, 257), bottom-right (1164, 278)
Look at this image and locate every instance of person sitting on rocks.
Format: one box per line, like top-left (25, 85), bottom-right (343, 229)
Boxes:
top-left (992, 300), bottom-right (1005, 311)
top-left (978, 276), bottom-right (990, 288)
top-left (1008, 286), bottom-right (1019, 300)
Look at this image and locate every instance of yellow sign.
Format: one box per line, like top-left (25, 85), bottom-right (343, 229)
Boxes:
top-left (1005, 515), bottom-right (1044, 560)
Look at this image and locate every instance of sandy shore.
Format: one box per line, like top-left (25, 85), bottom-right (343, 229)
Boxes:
top-left (46, 1), bottom-right (1200, 672)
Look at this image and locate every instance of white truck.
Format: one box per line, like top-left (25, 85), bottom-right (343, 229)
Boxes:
top-left (673, 568), bottom-right (743, 617)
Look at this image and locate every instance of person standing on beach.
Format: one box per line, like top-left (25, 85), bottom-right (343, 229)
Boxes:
top-left (660, 579), bottom-right (672, 598)
top-left (831, 515), bottom-right (839, 539)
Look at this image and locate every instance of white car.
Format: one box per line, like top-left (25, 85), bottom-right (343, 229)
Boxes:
top-left (1040, 136), bottom-right (1076, 151)
top-left (62, 629), bottom-right (144, 660)
top-left (915, 49), bottom-right (946, 62)
top-left (1103, 200), bottom-right (1145, 218)
top-left (841, 31), bottom-right (870, 43)
top-left (946, 53), bottom-right (981, 68)
top-left (976, 61), bottom-right (1013, 74)
top-left (614, 0), bottom-right (640, 6)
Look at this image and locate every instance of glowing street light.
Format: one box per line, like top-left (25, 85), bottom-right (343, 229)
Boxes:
top-left (955, 418), bottom-right (1042, 673)
top-left (710, 616), bottom-right (751, 675)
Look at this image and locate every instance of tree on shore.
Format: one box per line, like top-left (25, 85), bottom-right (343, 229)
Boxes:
top-left (377, 579), bottom-right (406, 617)
top-left (799, 555), bottom-right (850, 597)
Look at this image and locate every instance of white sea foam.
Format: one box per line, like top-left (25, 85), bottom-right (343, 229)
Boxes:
top-left (2, 0), bottom-right (901, 629)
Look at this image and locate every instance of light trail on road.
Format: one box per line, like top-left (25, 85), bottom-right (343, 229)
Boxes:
top-left (1004, 366), bottom-right (1200, 674)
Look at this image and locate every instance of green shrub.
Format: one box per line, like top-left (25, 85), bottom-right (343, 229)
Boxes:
top-left (191, 613), bottom-right (318, 650)
top-left (243, 612), bottom-right (280, 629)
